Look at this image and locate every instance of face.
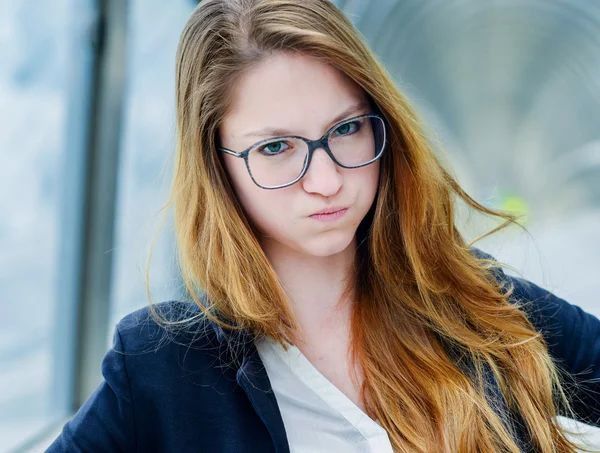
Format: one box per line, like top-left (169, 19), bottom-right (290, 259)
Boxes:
top-left (219, 52), bottom-right (380, 259)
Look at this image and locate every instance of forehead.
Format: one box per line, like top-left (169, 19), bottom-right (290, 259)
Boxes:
top-left (221, 52), bottom-right (367, 142)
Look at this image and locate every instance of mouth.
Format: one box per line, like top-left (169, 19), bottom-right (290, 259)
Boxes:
top-left (309, 207), bottom-right (349, 222)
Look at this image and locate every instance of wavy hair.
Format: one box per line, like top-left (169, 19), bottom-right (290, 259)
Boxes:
top-left (149, 0), bottom-right (593, 451)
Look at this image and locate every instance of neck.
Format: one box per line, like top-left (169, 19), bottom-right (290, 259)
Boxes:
top-left (261, 237), bottom-right (357, 346)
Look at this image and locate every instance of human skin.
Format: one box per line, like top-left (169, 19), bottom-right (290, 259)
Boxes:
top-left (219, 52), bottom-right (380, 389)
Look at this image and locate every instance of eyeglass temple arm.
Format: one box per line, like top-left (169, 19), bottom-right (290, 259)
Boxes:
top-left (218, 147), bottom-right (244, 158)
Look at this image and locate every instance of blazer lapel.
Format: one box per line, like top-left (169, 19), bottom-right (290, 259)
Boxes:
top-left (236, 345), bottom-right (291, 453)
top-left (206, 309), bottom-right (290, 453)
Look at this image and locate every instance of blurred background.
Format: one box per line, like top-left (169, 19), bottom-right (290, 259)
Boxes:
top-left (0, 0), bottom-right (598, 451)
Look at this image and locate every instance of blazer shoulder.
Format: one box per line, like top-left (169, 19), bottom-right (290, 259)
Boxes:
top-left (114, 300), bottom-right (222, 356)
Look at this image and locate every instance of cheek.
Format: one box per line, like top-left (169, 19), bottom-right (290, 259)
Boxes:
top-left (242, 192), bottom-right (289, 235)
top-left (367, 161), bottom-right (381, 192)
top-left (223, 156), bottom-right (290, 233)
top-left (350, 161), bottom-right (380, 204)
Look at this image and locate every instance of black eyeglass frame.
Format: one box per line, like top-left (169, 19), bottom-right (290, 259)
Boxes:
top-left (218, 113), bottom-right (387, 190)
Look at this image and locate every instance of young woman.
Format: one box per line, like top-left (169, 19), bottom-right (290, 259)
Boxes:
top-left (48, 1), bottom-right (600, 452)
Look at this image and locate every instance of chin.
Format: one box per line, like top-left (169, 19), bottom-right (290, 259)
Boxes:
top-left (301, 230), bottom-right (356, 257)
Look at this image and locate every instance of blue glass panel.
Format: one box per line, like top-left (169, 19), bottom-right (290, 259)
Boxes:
top-left (109, 0), bottom-right (195, 329)
top-left (0, 0), bottom-right (95, 450)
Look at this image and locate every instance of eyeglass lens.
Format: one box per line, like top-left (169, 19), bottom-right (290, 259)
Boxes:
top-left (247, 116), bottom-right (385, 188)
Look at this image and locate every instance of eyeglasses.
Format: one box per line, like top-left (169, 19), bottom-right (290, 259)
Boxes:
top-left (218, 113), bottom-right (386, 189)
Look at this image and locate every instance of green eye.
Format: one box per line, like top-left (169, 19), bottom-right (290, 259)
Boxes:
top-left (266, 142), bottom-right (282, 153)
top-left (333, 121), bottom-right (359, 137)
top-left (257, 141), bottom-right (288, 156)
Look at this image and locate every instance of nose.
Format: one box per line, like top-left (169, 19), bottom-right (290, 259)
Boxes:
top-left (300, 147), bottom-right (343, 196)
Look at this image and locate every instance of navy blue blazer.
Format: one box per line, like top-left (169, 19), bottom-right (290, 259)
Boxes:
top-left (47, 250), bottom-right (600, 452)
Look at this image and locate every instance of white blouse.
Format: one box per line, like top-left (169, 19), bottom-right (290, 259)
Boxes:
top-left (255, 335), bottom-right (394, 453)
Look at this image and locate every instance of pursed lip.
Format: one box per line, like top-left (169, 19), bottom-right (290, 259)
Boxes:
top-left (309, 206), bottom-right (349, 216)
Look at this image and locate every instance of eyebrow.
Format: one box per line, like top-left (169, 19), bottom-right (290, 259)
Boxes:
top-left (241, 101), bottom-right (370, 139)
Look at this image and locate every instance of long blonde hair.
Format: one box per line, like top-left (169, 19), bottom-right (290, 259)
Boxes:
top-left (151, 0), bottom-right (593, 451)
